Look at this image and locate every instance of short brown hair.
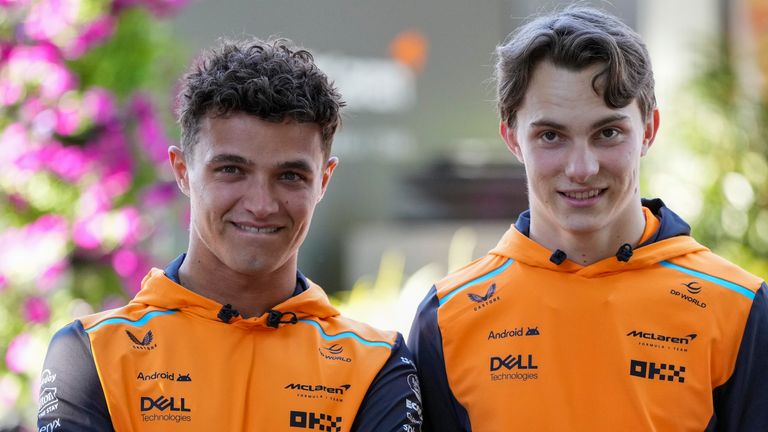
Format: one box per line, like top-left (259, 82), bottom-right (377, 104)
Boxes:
top-left (177, 38), bottom-right (344, 157)
top-left (495, 6), bottom-right (655, 127)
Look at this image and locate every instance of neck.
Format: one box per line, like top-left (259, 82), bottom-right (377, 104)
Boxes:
top-left (177, 246), bottom-right (297, 318)
top-left (529, 207), bottom-right (647, 266)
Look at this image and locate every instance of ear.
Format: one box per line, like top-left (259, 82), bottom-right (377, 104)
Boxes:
top-left (168, 146), bottom-right (190, 197)
top-left (641, 108), bottom-right (660, 157)
top-left (500, 121), bottom-right (524, 163)
top-left (318, 156), bottom-right (339, 201)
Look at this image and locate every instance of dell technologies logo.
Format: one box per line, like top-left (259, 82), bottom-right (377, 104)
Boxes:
top-left (140, 395), bottom-right (192, 423)
top-left (489, 354), bottom-right (539, 382)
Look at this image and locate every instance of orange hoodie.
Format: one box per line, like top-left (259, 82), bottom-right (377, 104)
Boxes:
top-left (38, 255), bottom-right (423, 432)
top-left (409, 200), bottom-right (768, 431)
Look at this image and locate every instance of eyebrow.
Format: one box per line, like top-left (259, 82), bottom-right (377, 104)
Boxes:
top-left (277, 160), bottom-right (313, 172)
top-left (207, 154), bottom-right (254, 166)
top-left (529, 113), bottom-right (631, 131)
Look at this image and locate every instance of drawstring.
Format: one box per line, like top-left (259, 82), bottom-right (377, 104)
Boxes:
top-left (267, 310), bottom-right (298, 328)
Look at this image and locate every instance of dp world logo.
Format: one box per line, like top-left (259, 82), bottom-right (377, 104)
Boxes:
top-left (319, 344), bottom-right (352, 363)
top-left (682, 281), bottom-right (702, 294)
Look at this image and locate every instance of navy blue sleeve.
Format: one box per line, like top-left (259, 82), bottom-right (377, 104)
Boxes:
top-left (351, 333), bottom-right (422, 432)
top-left (706, 282), bottom-right (768, 431)
top-left (37, 320), bottom-right (114, 432)
top-left (408, 285), bottom-right (471, 432)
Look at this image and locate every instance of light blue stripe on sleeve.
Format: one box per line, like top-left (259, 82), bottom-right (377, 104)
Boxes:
top-left (85, 310), bottom-right (179, 333)
top-left (659, 261), bottom-right (755, 301)
top-left (439, 259), bottom-right (514, 306)
top-left (297, 319), bottom-right (393, 349)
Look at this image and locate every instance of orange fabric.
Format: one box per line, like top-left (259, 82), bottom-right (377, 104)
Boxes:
top-left (434, 222), bottom-right (762, 431)
top-left (80, 269), bottom-right (396, 431)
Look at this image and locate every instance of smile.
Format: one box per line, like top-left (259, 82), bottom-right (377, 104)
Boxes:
top-left (559, 189), bottom-right (604, 200)
top-left (232, 223), bottom-right (281, 234)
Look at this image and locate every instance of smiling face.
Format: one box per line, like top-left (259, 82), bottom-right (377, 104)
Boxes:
top-left (170, 113), bottom-right (336, 279)
top-left (501, 60), bottom-right (659, 246)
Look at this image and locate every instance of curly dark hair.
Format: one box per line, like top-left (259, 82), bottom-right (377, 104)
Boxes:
top-left (177, 38), bottom-right (344, 157)
top-left (495, 6), bottom-right (655, 127)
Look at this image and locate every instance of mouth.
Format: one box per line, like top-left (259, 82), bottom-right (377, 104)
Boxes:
top-left (558, 188), bottom-right (606, 201)
top-left (231, 222), bottom-right (282, 234)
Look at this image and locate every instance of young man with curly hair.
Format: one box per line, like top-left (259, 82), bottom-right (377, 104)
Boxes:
top-left (409, 6), bottom-right (768, 431)
top-left (38, 38), bottom-right (423, 432)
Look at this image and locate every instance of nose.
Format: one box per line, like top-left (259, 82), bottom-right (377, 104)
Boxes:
top-left (243, 179), bottom-right (280, 217)
top-left (564, 142), bottom-right (599, 183)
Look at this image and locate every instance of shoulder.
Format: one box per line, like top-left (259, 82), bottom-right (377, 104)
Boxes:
top-left (316, 314), bottom-right (400, 350)
top-left (663, 249), bottom-right (764, 302)
top-left (434, 254), bottom-right (513, 309)
top-left (78, 303), bottom-right (178, 334)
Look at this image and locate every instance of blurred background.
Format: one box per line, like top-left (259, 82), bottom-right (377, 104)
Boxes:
top-left (1, 0), bottom-right (767, 428)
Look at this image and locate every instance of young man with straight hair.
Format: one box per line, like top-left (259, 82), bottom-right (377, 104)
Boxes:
top-left (409, 6), bottom-right (768, 431)
top-left (38, 38), bottom-right (423, 432)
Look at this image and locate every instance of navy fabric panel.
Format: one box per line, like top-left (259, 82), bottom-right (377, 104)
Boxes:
top-left (351, 333), bottom-right (422, 432)
top-left (707, 282), bottom-right (768, 431)
top-left (37, 320), bottom-right (114, 431)
top-left (408, 285), bottom-right (471, 432)
top-left (163, 253), bottom-right (308, 295)
top-left (514, 198), bottom-right (691, 243)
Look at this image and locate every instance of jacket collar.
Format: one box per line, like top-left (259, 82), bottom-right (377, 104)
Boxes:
top-left (130, 254), bottom-right (339, 329)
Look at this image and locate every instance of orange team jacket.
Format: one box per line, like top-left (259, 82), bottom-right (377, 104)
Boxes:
top-left (409, 199), bottom-right (768, 431)
top-left (38, 254), bottom-right (424, 432)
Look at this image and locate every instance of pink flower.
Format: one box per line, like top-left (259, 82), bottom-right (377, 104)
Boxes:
top-left (112, 249), bottom-right (150, 296)
top-left (131, 94), bottom-right (173, 165)
top-left (23, 0), bottom-right (80, 43)
top-left (46, 143), bottom-right (94, 182)
top-left (5, 333), bottom-right (33, 373)
top-left (140, 182), bottom-right (178, 206)
top-left (38, 260), bottom-right (68, 292)
top-left (84, 88), bottom-right (117, 126)
top-left (0, 274), bottom-right (7, 291)
top-left (4, 43), bottom-right (77, 101)
top-left (73, 206), bottom-right (142, 251)
top-left (23, 296), bottom-right (51, 324)
top-left (113, 0), bottom-right (188, 17)
top-left (0, 123), bottom-right (29, 167)
top-left (65, 15), bottom-right (117, 58)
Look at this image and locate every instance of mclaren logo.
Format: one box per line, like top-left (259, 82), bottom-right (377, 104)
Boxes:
top-left (626, 330), bottom-right (697, 345)
top-left (284, 383), bottom-right (351, 395)
top-left (127, 330), bottom-right (157, 350)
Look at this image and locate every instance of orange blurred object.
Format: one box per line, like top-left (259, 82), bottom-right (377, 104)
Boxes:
top-left (389, 30), bottom-right (429, 74)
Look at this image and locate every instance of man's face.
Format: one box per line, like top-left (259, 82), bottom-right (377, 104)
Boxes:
top-left (170, 113), bottom-right (336, 277)
top-left (501, 60), bottom-right (659, 239)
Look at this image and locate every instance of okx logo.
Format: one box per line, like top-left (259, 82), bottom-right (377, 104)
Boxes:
top-left (629, 359), bottom-right (686, 383)
top-left (467, 283), bottom-right (501, 312)
top-left (126, 329), bottom-right (157, 350)
top-left (289, 411), bottom-right (342, 432)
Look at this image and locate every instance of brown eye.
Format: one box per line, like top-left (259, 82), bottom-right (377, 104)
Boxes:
top-left (541, 131), bottom-right (558, 142)
top-left (600, 128), bottom-right (619, 139)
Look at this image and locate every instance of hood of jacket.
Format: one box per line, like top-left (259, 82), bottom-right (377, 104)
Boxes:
top-left (491, 198), bottom-right (709, 278)
top-left (130, 266), bottom-right (340, 330)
